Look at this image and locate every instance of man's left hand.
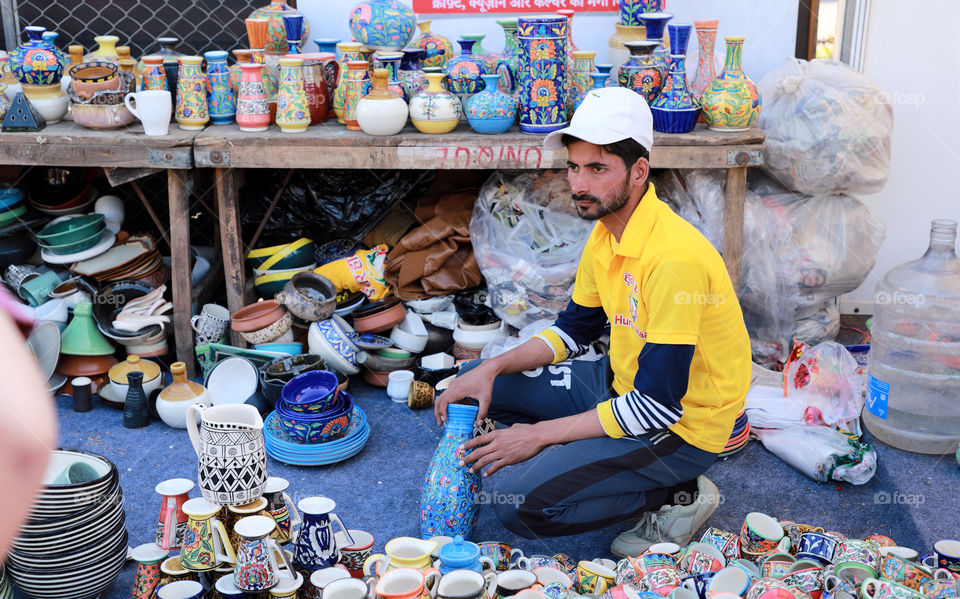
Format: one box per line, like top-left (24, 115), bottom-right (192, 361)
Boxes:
top-left (459, 423), bottom-right (547, 477)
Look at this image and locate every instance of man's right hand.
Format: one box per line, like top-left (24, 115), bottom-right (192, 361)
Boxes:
top-left (434, 361), bottom-right (497, 426)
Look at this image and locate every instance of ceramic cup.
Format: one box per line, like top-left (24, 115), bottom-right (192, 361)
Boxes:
top-left (325, 577), bottom-right (375, 599)
top-left (337, 530), bottom-right (375, 577)
top-left (215, 574), bottom-right (246, 599)
top-left (496, 569), bottom-right (538, 599)
top-left (920, 573), bottom-right (960, 599)
top-left (700, 529), bottom-right (739, 561)
top-left (191, 303), bottom-right (231, 345)
top-left (125, 89), bottom-right (173, 136)
top-left (861, 578), bottom-right (927, 599)
top-left (745, 577), bottom-right (792, 599)
top-left (779, 561), bottom-right (824, 599)
top-left (880, 547), bottom-right (920, 562)
top-left (159, 556), bottom-right (199, 587)
top-left (157, 580), bottom-right (205, 599)
top-left (637, 566), bottom-right (683, 596)
top-left (436, 569), bottom-right (498, 599)
top-left (740, 513), bottom-right (785, 555)
top-left (4, 264), bottom-right (39, 297)
top-left (480, 542), bottom-right (525, 571)
top-left (796, 533), bottom-right (840, 565)
top-left (707, 567), bottom-right (751, 596)
top-left (577, 561), bottom-right (616, 595)
top-left (534, 567), bottom-right (573, 589)
top-left (387, 370), bottom-right (414, 403)
top-left (823, 574), bottom-right (857, 599)
top-left (881, 554), bottom-right (934, 591)
top-left (833, 541), bottom-right (881, 574)
top-left (308, 567), bottom-right (352, 599)
top-left (20, 271), bottom-right (61, 307)
top-left (375, 567), bottom-right (440, 599)
top-left (72, 376), bottom-right (93, 412)
top-left (632, 553), bottom-right (679, 575)
top-left (409, 380), bottom-right (435, 410)
top-left (681, 571), bottom-right (716, 599)
top-left (922, 541), bottom-right (960, 575)
top-left (678, 544), bottom-right (726, 576)
top-left (760, 553), bottom-right (797, 579)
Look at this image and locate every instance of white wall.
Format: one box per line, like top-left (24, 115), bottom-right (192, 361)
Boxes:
top-left (297, 0), bottom-right (797, 81)
top-left (840, 0), bottom-right (960, 312)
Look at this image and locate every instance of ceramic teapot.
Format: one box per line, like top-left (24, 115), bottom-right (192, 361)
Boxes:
top-left (186, 404), bottom-right (268, 506)
top-left (434, 536), bottom-right (496, 575)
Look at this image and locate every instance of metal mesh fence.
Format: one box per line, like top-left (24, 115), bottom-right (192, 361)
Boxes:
top-left (3, 0), bottom-right (266, 56)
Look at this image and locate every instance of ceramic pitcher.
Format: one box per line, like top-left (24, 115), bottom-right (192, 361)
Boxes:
top-left (293, 496), bottom-right (354, 570)
top-left (234, 515), bottom-right (296, 592)
top-left (155, 478), bottom-right (194, 550)
top-left (180, 498), bottom-right (237, 572)
top-left (186, 404), bottom-right (268, 506)
top-left (364, 537), bottom-right (439, 576)
top-left (132, 543), bottom-right (170, 599)
top-left (263, 476), bottom-right (301, 544)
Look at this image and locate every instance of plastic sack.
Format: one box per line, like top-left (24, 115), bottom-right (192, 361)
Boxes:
top-left (758, 58), bottom-right (893, 195)
top-left (739, 175), bottom-right (886, 366)
top-left (470, 171), bottom-right (594, 329)
top-left (657, 169), bottom-right (726, 252)
top-left (314, 245), bottom-right (390, 300)
top-left (784, 341), bottom-right (864, 431)
top-left (240, 169), bottom-right (433, 246)
top-left (751, 425), bottom-right (877, 485)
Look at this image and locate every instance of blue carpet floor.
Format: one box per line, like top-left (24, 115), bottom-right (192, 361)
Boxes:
top-left (29, 379), bottom-right (960, 598)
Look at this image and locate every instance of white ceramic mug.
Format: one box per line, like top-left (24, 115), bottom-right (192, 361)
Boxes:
top-left (125, 90), bottom-right (172, 136)
top-left (386, 370), bottom-right (414, 403)
top-left (191, 303), bottom-right (231, 345)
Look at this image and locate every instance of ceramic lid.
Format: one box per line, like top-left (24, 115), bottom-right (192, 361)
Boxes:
top-left (130, 542), bottom-right (168, 564)
top-left (182, 497), bottom-right (221, 517)
top-left (155, 477), bottom-right (194, 496)
top-left (108, 354), bottom-right (161, 384)
top-left (439, 535), bottom-right (480, 568)
top-left (234, 514), bottom-right (276, 539)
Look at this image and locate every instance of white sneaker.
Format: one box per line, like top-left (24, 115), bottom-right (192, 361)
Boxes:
top-left (610, 476), bottom-right (721, 558)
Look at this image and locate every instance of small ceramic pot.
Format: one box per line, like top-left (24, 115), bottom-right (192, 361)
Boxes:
top-left (69, 61), bottom-right (121, 99)
top-left (231, 300), bottom-right (287, 333)
top-left (239, 312), bottom-right (293, 344)
top-left (275, 272), bottom-right (336, 322)
top-left (352, 297), bottom-right (407, 334)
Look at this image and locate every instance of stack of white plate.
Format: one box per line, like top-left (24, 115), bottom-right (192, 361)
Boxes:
top-left (8, 450), bottom-right (127, 599)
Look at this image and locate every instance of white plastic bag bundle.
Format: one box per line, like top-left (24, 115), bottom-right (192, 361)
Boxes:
top-left (751, 426), bottom-right (877, 485)
top-left (758, 58), bottom-right (893, 195)
top-left (470, 171), bottom-right (594, 329)
top-left (657, 169), bottom-right (726, 252)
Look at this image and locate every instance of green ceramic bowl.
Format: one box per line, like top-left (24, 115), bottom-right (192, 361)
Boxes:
top-left (38, 227), bottom-right (104, 255)
top-left (376, 347), bottom-right (412, 360)
top-left (37, 214), bottom-right (105, 245)
top-left (246, 238), bottom-right (316, 270)
top-left (0, 204), bottom-right (27, 229)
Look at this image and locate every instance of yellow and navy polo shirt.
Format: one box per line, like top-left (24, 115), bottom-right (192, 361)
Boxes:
top-left (535, 183), bottom-right (752, 454)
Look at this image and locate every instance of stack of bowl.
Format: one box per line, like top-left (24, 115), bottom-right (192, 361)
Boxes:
top-left (8, 450), bottom-right (127, 599)
top-left (265, 403), bottom-right (370, 467)
top-left (231, 299), bottom-right (294, 345)
top-left (36, 214), bottom-right (106, 256)
top-left (247, 238), bottom-right (317, 299)
top-left (91, 280), bottom-right (167, 357)
top-left (259, 353), bottom-right (330, 407)
top-left (307, 315), bottom-right (367, 375)
top-left (66, 62), bottom-right (136, 130)
top-left (273, 370), bottom-right (353, 444)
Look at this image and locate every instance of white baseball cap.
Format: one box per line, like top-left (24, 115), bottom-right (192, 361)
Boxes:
top-left (543, 87), bottom-right (653, 151)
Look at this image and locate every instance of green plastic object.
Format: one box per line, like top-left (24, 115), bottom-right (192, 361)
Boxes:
top-left (60, 302), bottom-right (115, 356)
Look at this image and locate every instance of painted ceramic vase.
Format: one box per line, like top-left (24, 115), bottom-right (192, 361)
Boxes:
top-left (444, 40), bottom-right (488, 104)
top-left (341, 60), bottom-right (372, 131)
top-left (21, 83), bottom-right (68, 124)
top-left (462, 34), bottom-right (498, 73)
top-left (41, 32), bottom-right (68, 72)
top-left (409, 72), bottom-right (461, 134)
top-left (496, 18), bottom-right (521, 95)
top-left (314, 38), bottom-right (341, 55)
top-left (618, 40), bottom-right (665, 103)
top-left (700, 36), bottom-right (762, 131)
top-left (357, 68), bottom-right (408, 136)
top-left (608, 23), bottom-right (646, 78)
top-left (374, 51), bottom-right (407, 100)
top-left (275, 57), bottom-right (311, 133)
top-left (556, 9), bottom-right (576, 110)
top-left (412, 20), bottom-right (452, 68)
top-left (233, 516), bottom-right (291, 591)
top-left (650, 23), bottom-right (700, 134)
top-left (180, 499), bottom-right (236, 571)
top-left (85, 34), bottom-right (119, 64)
top-left (399, 48), bottom-right (428, 100)
top-left (175, 56), bottom-right (209, 130)
top-left (579, 72), bottom-right (611, 110)
top-left (568, 50), bottom-right (595, 117)
top-left (292, 497), bottom-right (350, 570)
top-left (420, 403), bottom-right (482, 540)
top-left (348, 0), bottom-right (416, 52)
top-left (133, 37), bottom-right (182, 92)
top-left (517, 15), bottom-right (568, 134)
top-left (141, 55), bottom-right (168, 91)
top-left (640, 12), bottom-right (672, 63)
top-left (204, 51), bottom-right (235, 125)
top-left (11, 26), bottom-right (65, 85)
top-left (465, 73), bottom-right (517, 135)
top-left (690, 19), bottom-right (719, 100)
top-left (333, 42), bottom-right (367, 123)
top-left (248, 0), bottom-right (309, 55)
top-left (123, 372), bottom-right (150, 429)
top-left (620, 0), bottom-right (665, 26)
top-left (229, 49), bottom-right (252, 94)
top-left (295, 52), bottom-right (334, 124)
top-left (236, 63), bottom-right (271, 132)
top-left (282, 13), bottom-right (304, 54)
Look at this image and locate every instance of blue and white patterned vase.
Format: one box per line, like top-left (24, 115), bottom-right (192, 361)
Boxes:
top-left (420, 403), bottom-right (482, 540)
top-left (618, 40), bottom-right (665, 103)
top-left (399, 48), bottom-right (428, 99)
top-left (640, 12), bottom-right (672, 64)
top-left (650, 23), bottom-right (700, 133)
top-left (374, 51), bottom-right (407, 101)
top-left (283, 13), bottom-right (304, 53)
top-left (293, 497), bottom-right (351, 570)
top-left (517, 15), bottom-right (568, 134)
top-left (444, 40), bottom-right (487, 105)
top-left (348, 0), bottom-right (416, 52)
top-left (204, 50), bottom-right (236, 125)
top-left (41, 31), bottom-right (69, 72)
top-left (465, 74), bottom-right (517, 134)
top-left (11, 26), bottom-right (65, 85)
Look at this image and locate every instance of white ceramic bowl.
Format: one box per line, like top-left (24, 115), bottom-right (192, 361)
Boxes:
top-left (389, 311), bottom-right (429, 353)
top-left (205, 357), bottom-right (259, 406)
top-left (452, 317), bottom-right (504, 350)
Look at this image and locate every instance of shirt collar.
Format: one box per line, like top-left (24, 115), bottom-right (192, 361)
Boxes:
top-left (603, 182), bottom-right (661, 258)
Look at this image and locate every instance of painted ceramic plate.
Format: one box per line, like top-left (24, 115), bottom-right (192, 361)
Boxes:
top-left (351, 333), bottom-right (394, 351)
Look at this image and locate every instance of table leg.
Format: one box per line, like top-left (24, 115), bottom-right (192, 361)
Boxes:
top-left (723, 166), bottom-right (747, 289)
top-left (168, 169), bottom-right (195, 377)
top-left (215, 167), bottom-right (247, 347)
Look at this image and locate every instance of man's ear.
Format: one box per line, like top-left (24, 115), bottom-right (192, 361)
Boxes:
top-left (632, 157), bottom-right (650, 187)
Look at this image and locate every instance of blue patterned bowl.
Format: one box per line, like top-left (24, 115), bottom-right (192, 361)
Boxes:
top-left (651, 106), bottom-right (700, 134)
top-left (281, 370), bottom-right (338, 414)
top-left (275, 391), bottom-right (354, 444)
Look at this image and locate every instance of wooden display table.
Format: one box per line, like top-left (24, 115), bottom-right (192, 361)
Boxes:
top-left (0, 122), bottom-right (201, 374)
top-left (195, 123), bottom-right (764, 345)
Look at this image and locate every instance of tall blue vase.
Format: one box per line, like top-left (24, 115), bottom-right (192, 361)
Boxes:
top-left (650, 23), bottom-right (700, 134)
top-left (420, 403), bottom-right (482, 540)
top-left (283, 14), bottom-right (304, 53)
top-left (204, 50), bottom-right (236, 125)
top-left (517, 15), bottom-right (568, 134)
top-left (640, 12), bottom-right (673, 63)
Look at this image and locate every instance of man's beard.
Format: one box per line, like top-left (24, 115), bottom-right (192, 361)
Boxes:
top-left (572, 176), bottom-right (631, 220)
